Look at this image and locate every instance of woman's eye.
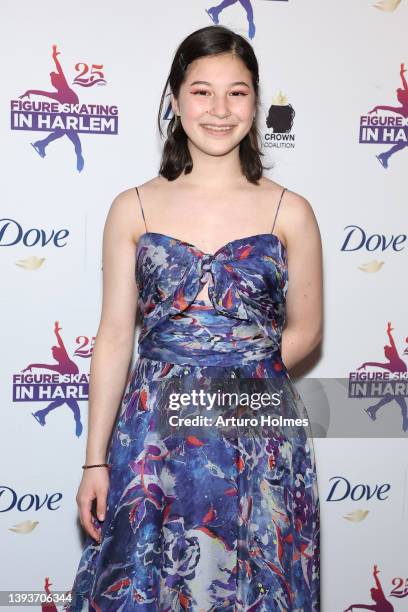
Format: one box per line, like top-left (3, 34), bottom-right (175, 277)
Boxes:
top-left (191, 90), bottom-right (247, 96)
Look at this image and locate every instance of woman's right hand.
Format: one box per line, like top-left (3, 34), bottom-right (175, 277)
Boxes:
top-left (76, 467), bottom-right (110, 542)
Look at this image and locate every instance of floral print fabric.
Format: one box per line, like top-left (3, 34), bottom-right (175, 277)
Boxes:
top-left (66, 232), bottom-right (320, 611)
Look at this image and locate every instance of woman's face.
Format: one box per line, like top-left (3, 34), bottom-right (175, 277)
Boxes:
top-left (172, 52), bottom-right (256, 157)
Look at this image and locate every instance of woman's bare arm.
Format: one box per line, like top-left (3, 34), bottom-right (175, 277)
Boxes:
top-left (76, 187), bottom-right (142, 541)
top-left (85, 188), bottom-right (141, 465)
top-left (280, 190), bottom-right (323, 371)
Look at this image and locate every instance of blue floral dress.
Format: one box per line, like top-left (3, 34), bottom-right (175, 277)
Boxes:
top-left (66, 188), bottom-right (320, 611)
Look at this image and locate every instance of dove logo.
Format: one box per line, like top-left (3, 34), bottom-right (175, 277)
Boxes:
top-left (359, 62), bottom-right (408, 169)
top-left (341, 225), bottom-right (407, 252)
top-left (0, 218), bottom-right (69, 247)
top-left (0, 485), bottom-right (62, 512)
top-left (10, 44), bottom-right (119, 173)
top-left (326, 476), bottom-right (391, 502)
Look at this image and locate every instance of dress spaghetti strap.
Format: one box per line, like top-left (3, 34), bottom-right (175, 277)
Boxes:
top-left (135, 186), bottom-right (148, 233)
top-left (271, 187), bottom-right (287, 234)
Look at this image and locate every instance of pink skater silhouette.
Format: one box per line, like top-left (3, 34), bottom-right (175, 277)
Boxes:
top-left (368, 63), bottom-right (408, 168)
top-left (344, 564), bottom-right (394, 611)
top-left (40, 577), bottom-right (58, 612)
top-left (357, 322), bottom-right (408, 431)
top-left (22, 321), bottom-right (83, 437)
top-left (19, 44), bottom-right (84, 172)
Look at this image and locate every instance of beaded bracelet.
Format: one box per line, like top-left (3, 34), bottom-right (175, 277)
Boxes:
top-left (82, 463), bottom-right (111, 469)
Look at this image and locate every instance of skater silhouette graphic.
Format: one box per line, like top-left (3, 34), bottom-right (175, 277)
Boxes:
top-left (357, 322), bottom-right (408, 431)
top-left (206, 0), bottom-right (256, 39)
top-left (344, 564), bottom-right (394, 611)
top-left (22, 321), bottom-right (83, 437)
top-left (19, 44), bottom-right (85, 172)
top-left (368, 63), bottom-right (408, 168)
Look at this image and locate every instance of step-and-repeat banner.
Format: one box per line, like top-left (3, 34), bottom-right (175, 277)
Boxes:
top-left (2, 1), bottom-right (407, 610)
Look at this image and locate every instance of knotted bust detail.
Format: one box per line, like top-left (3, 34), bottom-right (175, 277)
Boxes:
top-left (136, 233), bottom-right (288, 347)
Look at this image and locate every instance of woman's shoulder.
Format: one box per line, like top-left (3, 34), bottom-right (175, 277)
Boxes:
top-left (112, 176), bottom-right (163, 203)
top-left (260, 177), bottom-right (316, 224)
top-left (104, 180), bottom-right (162, 244)
top-left (259, 177), bottom-right (319, 250)
top-left (259, 176), bottom-right (311, 207)
top-left (104, 177), bottom-right (172, 245)
top-left (135, 175), bottom-right (169, 196)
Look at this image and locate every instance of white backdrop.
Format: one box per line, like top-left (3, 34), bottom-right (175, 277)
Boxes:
top-left (2, 1), bottom-right (408, 610)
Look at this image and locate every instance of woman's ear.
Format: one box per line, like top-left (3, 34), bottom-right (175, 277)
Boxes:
top-left (171, 94), bottom-right (179, 117)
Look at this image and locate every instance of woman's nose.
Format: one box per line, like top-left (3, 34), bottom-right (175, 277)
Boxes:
top-left (208, 96), bottom-right (231, 119)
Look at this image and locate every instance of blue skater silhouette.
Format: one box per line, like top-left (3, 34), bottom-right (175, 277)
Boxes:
top-left (206, 0), bottom-right (256, 39)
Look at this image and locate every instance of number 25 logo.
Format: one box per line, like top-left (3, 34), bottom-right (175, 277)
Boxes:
top-left (73, 63), bottom-right (107, 87)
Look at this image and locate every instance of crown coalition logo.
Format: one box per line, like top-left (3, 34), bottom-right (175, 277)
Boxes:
top-left (263, 91), bottom-right (296, 149)
top-left (205, 0), bottom-right (288, 40)
top-left (359, 63), bottom-right (408, 169)
top-left (13, 321), bottom-right (92, 437)
top-left (10, 44), bottom-right (118, 173)
top-left (348, 322), bottom-right (408, 432)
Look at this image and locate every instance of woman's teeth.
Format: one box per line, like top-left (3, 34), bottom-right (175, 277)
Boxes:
top-left (201, 125), bottom-right (235, 132)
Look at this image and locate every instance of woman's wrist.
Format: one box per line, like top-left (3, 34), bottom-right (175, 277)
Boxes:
top-left (85, 456), bottom-right (107, 464)
top-left (82, 462), bottom-right (111, 470)
top-left (85, 446), bottom-right (108, 464)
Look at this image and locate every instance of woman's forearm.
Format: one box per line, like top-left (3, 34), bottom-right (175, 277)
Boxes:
top-left (281, 324), bottom-right (322, 372)
top-left (85, 331), bottom-right (135, 464)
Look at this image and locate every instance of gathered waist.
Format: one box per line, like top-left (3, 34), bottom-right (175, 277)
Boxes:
top-left (138, 300), bottom-right (282, 367)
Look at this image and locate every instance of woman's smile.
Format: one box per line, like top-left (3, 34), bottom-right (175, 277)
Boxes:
top-left (200, 123), bottom-right (237, 135)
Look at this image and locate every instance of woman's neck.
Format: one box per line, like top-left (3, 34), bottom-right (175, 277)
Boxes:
top-left (182, 139), bottom-right (246, 189)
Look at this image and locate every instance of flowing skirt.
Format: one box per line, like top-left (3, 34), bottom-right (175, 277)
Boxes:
top-left (65, 350), bottom-right (320, 612)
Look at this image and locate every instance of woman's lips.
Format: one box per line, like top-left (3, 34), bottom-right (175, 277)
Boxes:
top-left (200, 124), bottom-right (237, 136)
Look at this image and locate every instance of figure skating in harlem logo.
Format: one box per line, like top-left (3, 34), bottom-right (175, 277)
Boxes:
top-left (263, 91), bottom-right (296, 149)
top-left (359, 63), bottom-right (408, 168)
top-left (205, 0), bottom-right (288, 40)
top-left (10, 44), bottom-right (119, 173)
top-left (72, 61), bottom-right (107, 88)
top-left (14, 321), bottom-right (92, 437)
top-left (348, 322), bottom-right (408, 432)
top-left (343, 563), bottom-right (408, 611)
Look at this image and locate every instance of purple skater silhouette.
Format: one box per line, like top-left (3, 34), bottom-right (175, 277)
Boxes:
top-left (368, 63), bottom-right (408, 168)
top-left (344, 564), bottom-right (394, 611)
top-left (19, 44), bottom-right (84, 172)
top-left (206, 0), bottom-right (256, 39)
top-left (357, 322), bottom-right (408, 431)
top-left (22, 321), bottom-right (83, 437)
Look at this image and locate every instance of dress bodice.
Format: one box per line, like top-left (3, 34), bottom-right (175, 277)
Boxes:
top-left (135, 231), bottom-right (288, 356)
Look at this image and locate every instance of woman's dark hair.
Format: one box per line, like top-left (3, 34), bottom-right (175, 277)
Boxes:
top-left (157, 25), bottom-right (267, 185)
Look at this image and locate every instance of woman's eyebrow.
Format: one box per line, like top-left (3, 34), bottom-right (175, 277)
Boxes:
top-left (189, 80), bottom-right (250, 88)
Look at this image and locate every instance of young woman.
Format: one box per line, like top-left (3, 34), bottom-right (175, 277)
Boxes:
top-left (66, 25), bottom-right (323, 611)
